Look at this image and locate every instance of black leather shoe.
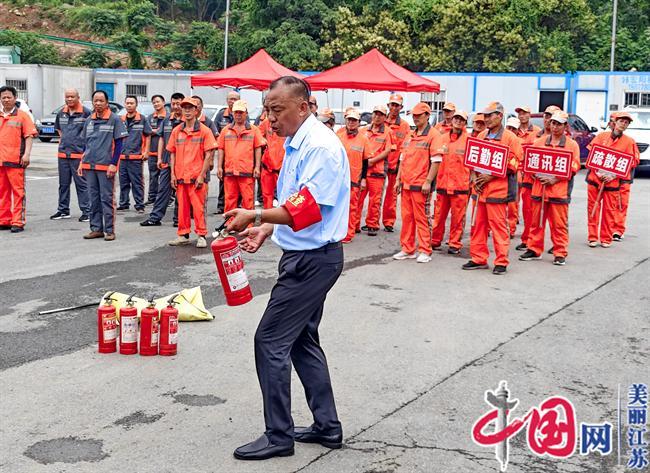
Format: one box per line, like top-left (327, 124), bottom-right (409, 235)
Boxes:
top-left (10, 226), bottom-right (24, 233)
top-left (294, 426), bottom-right (343, 449)
top-left (140, 219), bottom-right (161, 227)
top-left (233, 434), bottom-right (294, 461)
top-left (0, 225), bottom-right (11, 230)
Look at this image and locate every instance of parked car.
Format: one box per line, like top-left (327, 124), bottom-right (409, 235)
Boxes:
top-left (529, 113), bottom-right (596, 164)
top-left (622, 107), bottom-right (650, 176)
top-left (36, 101), bottom-right (124, 142)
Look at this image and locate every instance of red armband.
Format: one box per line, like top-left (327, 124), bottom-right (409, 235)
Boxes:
top-left (283, 186), bottom-right (322, 232)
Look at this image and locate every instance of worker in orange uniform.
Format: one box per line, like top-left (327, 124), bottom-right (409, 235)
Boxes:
top-left (167, 97), bottom-right (218, 248)
top-left (435, 102), bottom-right (456, 134)
top-left (216, 99), bottom-right (265, 213)
top-left (462, 102), bottom-right (521, 275)
top-left (393, 102), bottom-right (439, 263)
top-left (258, 115), bottom-right (285, 209)
top-left (0, 85), bottom-right (37, 233)
top-left (586, 111), bottom-right (639, 248)
top-left (337, 108), bottom-right (371, 243)
top-left (383, 94), bottom-right (411, 233)
top-left (471, 113), bottom-right (486, 137)
top-left (428, 110), bottom-right (471, 255)
top-left (609, 112), bottom-right (635, 242)
top-left (317, 108), bottom-right (336, 130)
top-left (518, 111), bottom-right (581, 265)
top-left (504, 116), bottom-right (522, 238)
top-left (359, 105), bottom-right (393, 236)
top-left (514, 105), bottom-right (543, 251)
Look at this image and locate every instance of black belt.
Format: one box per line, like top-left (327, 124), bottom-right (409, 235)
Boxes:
top-left (284, 241), bottom-right (342, 254)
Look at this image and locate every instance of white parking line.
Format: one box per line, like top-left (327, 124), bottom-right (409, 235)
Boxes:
top-left (26, 176), bottom-right (58, 181)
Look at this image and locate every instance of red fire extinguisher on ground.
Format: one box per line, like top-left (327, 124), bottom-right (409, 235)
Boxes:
top-left (211, 224), bottom-right (253, 306)
top-left (97, 292), bottom-right (118, 353)
top-left (119, 294), bottom-right (138, 355)
top-left (159, 294), bottom-right (179, 356)
top-left (140, 296), bottom-right (159, 356)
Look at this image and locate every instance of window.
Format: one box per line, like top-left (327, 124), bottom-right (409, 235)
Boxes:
top-left (126, 84), bottom-right (148, 102)
top-left (625, 92), bottom-right (639, 107)
top-left (421, 91), bottom-right (446, 124)
top-left (6, 79), bottom-right (27, 101)
top-left (641, 93), bottom-right (650, 107)
top-left (624, 92), bottom-right (650, 107)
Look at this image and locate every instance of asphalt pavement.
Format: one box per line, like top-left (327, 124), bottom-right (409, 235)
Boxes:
top-left (0, 141), bottom-right (648, 473)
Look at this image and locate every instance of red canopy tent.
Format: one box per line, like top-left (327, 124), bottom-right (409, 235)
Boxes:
top-left (306, 48), bottom-right (440, 93)
top-left (190, 49), bottom-right (304, 90)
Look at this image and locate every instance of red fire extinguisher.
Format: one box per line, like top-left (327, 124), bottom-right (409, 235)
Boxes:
top-left (119, 294), bottom-right (138, 355)
top-left (97, 292), bottom-right (117, 354)
top-left (211, 227), bottom-right (253, 306)
top-left (159, 294), bottom-right (179, 356)
top-left (140, 296), bottom-right (159, 356)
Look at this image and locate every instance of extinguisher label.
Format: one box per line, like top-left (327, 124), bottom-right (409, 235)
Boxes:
top-left (151, 319), bottom-right (159, 346)
top-left (220, 248), bottom-right (250, 292)
top-left (121, 317), bottom-right (138, 343)
top-left (103, 314), bottom-right (117, 341)
top-left (169, 318), bottom-right (178, 345)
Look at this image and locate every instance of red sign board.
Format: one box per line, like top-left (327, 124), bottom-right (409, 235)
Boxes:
top-left (586, 144), bottom-right (634, 179)
top-left (523, 146), bottom-right (573, 179)
top-left (464, 137), bottom-right (509, 178)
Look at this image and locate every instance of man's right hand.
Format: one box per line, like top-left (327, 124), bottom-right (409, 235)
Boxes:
top-left (217, 168), bottom-right (223, 179)
top-left (171, 175), bottom-right (177, 190)
top-left (157, 159), bottom-right (164, 170)
top-left (394, 181), bottom-right (402, 195)
top-left (238, 225), bottom-right (272, 253)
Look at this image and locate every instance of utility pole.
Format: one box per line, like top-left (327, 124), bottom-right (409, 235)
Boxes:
top-left (223, 0), bottom-right (230, 69)
top-left (610, 0), bottom-right (618, 71)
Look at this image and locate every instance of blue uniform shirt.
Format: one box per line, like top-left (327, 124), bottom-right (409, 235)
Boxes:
top-left (272, 114), bottom-right (350, 251)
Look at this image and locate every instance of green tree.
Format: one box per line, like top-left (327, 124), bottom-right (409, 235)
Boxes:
top-left (76, 48), bottom-right (108, 68)
top-left (0, 29), bottom-right (65, 65)
top-left (67, 6), bottom-right (125, 37)
top-left (111, 31), bottom-right (150, 69)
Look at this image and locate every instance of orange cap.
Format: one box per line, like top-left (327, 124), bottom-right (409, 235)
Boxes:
top-left (544, 105), bottom-right (561, 115)
top-left (317, 107), bottom-right (335, 122)
top-left (411, 102), bottom-right (432, 115)
top-left (232, 100), bottom-right (248, 112)
top-left (388, 94), bottom-right (404, 105)
top-left (442, 102), bottom-right (456, 111)
top-left (373, 104), bottom-right (388, 115)
top-left (452, 110), bottom-right (468, 121)
top-left (549, 111), bottom-right (569, 124)
top-left (180, 97), bottom-right (199, 108)
top-left (473, 113), bottom-right (485, 123)
top-left (616, 111), bottom-right (633, 122)
top-left (481, 101), bottom-right (504, 114)
top-left (515, 106), bottom-right (531, 113)
top-left (344, 107), bottom-right (361, 120)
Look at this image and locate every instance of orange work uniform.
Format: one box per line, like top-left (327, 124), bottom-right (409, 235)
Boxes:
top-left (258, 119), bottom-right (285, 209)
top-left (586, 132), bottom-right (639, 245)
top-left (398, 125), bottom-right (439, 255)
top-left (515, 124), bottom-right (542, 244)
top-left (167, 121), bottom-right (218, 237)
top-left (383, 115), bottom-right (411, 229)
top-left (337, 127), bottom-right (371, 241)
top-left (430, 129), bottom-right (471, 250)
top-left (358, 124), bottom-right (393, 230)
top-left (435, 122), bottom-right (453, 134)
top-left (0, 108), bottom-right (37, 228)
top-left (526, 134), bottom-right (581, 258)
top-left (470, 128), bottom-right (521, 267)
top-left (217, 123), bottom-right (265, 212)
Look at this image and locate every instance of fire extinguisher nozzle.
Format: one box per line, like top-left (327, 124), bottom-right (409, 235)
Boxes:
top-left (167, 293), bottom-right (180, 305)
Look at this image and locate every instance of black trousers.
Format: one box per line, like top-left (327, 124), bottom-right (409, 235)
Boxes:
top-left (255, 242), bottom-right (343, 446)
